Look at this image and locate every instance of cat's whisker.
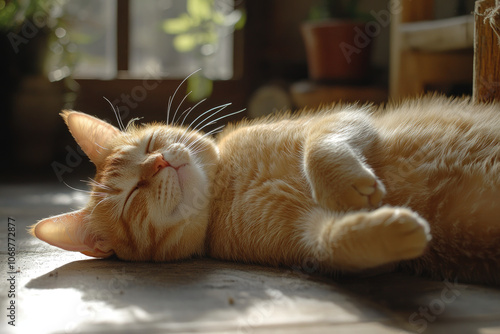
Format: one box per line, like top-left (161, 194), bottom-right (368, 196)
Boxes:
top-left (178, 107), bottom-right (192, 126)
top-left (177, 99), bottom-right (207, 145)
top-left (190, 148), bottom-right (209, 157)
top-left (186, 138), bottom-right (207, 154)
top-left (189, 103), bottom-right (232, 132)
top-left (187, 125), bottom-right (225, 149)
top-left (190, 145), bottom-right (215, 156)
top-left (179, 98), bottom-right (207, 128)
top-left (201, 124), bottom-right (226, 139)
top-left (85, 178), bottom-right (114, 192)
top-left (167, 97), bottom-right (173, 125)
top-left (180, 103), bottom-right (231, 148)
top-left (183, 130), bottom-right (199, 148)
top-left (126, 117), bottom-right (143, 131)
top-left (171, 91), bottom-right (192, 126)
top-left (181, 106), bottom-right (244, 152)
top-left (175, 128), bottom-right (195, 148)
top-left (172, 131), bottom-right (186, 147)
top-left (62, 182), bottom-right (94, 195)
top-left (187, 125), bottom-right (226, 153)
top-left (94, 142), bottom-right (111, 155)
top-left (90, 196), bottom-right (113, 216)
top-left (195, 109), bottom-right (245, 134)
top-left (166, 69), bottom-right (201, 125)
top-left (176, 102), bottom-right (234, 149)
top-left (103, 96), bottom-right (126, 131)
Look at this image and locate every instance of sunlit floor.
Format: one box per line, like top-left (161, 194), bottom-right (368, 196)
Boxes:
top-left (1, 183), bottom-right (500, 334)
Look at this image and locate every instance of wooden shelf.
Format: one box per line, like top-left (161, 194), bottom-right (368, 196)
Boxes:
top-left (290, 81), bottom-right (388, 108)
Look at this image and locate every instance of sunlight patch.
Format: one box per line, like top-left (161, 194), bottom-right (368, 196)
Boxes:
top-left (24, 192), bottom-right (88, 206)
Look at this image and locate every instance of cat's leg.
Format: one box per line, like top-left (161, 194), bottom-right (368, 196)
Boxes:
top-left (302, 206), bottom-right (431, 271)
top-left (303, 112), bottom-right (385, 212)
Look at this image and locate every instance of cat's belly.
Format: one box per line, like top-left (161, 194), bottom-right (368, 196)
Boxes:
top-left (372, 113), bottom-right (500, 226)
top-left (207, 123), bottom-right (314, 263)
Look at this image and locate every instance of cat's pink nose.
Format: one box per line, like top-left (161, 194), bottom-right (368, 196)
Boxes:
top-left (154, 154), bottom-right (170, 173)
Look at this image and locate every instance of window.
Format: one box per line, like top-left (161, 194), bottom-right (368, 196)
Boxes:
top-left (62, 0), bottom-right (117, 79)
top-left (65, 0), bottom-right (241, 81)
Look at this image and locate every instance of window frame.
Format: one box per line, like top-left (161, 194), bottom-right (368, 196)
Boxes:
top-left (73, 0), bottom-right (250, 128)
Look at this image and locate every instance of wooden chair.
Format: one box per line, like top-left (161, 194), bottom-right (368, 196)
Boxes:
top-left (473, 0), bottom-right (500, 102)
top-left (389, 0), bottom-right (474, 100)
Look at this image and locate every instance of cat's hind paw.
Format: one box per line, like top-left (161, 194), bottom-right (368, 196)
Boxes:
top-left (371, 207), bottom-right (431, 262)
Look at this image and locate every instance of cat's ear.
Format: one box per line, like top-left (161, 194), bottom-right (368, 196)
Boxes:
top-left (61, 110), bottom-right (120, 168)
top-left (29, 210), bottom-right (114, 258)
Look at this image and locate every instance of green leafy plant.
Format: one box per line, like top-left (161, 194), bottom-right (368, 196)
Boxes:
top-left (0, 0), bottom-right (89, 110)
top-left (0, 0), bottom-right (55, 32)
top-left (0, 0), bottom-right (79, 81)
top-left (162, 0), bottom-right (246, 101)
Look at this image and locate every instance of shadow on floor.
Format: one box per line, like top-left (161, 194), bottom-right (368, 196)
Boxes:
top-left (25, 255), bottom-right (500, 333)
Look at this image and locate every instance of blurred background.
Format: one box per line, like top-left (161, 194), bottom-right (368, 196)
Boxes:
top-left (0, 0), bottom-right (476, 182)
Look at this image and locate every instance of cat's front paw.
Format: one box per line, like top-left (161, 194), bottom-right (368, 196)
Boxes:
top-left (345, 171), bottom-right (386, 210)
top-left (315, 166), bottom-right (386, 211)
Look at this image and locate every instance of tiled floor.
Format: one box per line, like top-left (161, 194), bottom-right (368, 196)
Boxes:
top-left (1, 183), bottom-right (499, 334)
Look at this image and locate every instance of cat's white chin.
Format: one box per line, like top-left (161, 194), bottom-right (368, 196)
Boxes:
top-left (175, 164), bottom-right (189, 183)
top-left (159, 161), bottom-right (210, 224)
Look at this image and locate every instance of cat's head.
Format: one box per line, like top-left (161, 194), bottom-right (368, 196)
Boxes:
top-left (30, 111), bottom-right (219, 261)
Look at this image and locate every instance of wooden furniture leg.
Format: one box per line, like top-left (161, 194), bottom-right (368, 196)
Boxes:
top-left (473, 0), bottom-right (500, 102)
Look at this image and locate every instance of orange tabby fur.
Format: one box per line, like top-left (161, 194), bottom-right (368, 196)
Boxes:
top-left (31, 95), bottom-right (500, 284)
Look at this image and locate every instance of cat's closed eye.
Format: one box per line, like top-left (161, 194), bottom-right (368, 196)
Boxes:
top-left (124, 185), bottom-right (140, 208)
top-left (145, 133), bottom-right (155, 154)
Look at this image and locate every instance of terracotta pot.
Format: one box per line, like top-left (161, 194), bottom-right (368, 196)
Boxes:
top-left (301, 20), bottom-right (373, 83)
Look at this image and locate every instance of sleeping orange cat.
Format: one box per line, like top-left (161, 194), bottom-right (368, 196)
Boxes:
top-left (31, 95), bottom-right (500, 284)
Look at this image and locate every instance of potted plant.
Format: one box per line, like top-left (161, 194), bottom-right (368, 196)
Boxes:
top-left (301, 0), bottom-right (373, 83)
top-left (0, 0), bottom-right (78, 169)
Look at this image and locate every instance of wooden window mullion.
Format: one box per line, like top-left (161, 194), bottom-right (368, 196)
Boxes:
top-left (117, 0), bottom-right (130, 73)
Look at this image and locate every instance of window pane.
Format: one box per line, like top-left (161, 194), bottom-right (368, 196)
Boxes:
top-left (129, 0), bottom-right (235, 80)
top-left (59, 0), bottom-right (117, 80)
